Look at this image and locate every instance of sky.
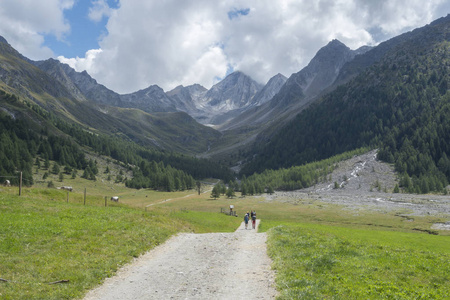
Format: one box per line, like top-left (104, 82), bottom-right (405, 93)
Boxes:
top-left (0, 0), bottom-right (449, 94)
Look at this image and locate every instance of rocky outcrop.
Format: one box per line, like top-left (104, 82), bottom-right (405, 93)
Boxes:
top-left (121, 85), bottom-right (177, 113)
top-left (166, 84), bottom-right (207, 116)
top-left (251, 73), bottom-right (287, 107)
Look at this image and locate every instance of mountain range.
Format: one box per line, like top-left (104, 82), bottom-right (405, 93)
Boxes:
top-left (2, 33), bottom-right (356, 159)
top-left (0, 14), bottom-right (449, 192)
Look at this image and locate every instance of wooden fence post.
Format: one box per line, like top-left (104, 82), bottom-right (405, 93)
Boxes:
top-left (19, 172), bottom-right (22, 196)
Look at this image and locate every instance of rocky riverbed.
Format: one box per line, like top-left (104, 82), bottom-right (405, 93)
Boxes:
top-left (265, 150), bottom-right (450, 227)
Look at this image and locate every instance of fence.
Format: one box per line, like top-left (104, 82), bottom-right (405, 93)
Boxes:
top-left (0, 172), bottom-right (22, 195)
top-left (220, 207), bottom-right (238, 217)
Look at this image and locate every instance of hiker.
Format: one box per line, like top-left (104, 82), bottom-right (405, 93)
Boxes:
top-left (244, 212), bottom-right (249, 229)
top-left (251, 210), bottom-right (256, 229)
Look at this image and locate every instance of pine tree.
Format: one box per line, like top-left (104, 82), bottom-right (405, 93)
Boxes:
top-left (35, 157), bottom-right (41, 169)
top-left (64, 165), bottom-right (72, 174)
top-left (241, 184), bottom-right (247, 197)
top-left (82, 166), bottom-right (90, 179)
top-left (51, 163), bottom-right (60, 175)
top-left (226, 187), bottom-right (235, 198)
top-left (44, 157), bottom-right (50, 169)
top-left (393, 184), bottom-right (400, 193)
top-left (211, 185), bottom-right (220, 199)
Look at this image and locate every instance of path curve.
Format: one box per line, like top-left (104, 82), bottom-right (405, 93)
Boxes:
top-left (83, 220), bottom-right (277, 299)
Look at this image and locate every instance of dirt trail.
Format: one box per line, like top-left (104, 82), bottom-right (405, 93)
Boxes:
top-left (83, 220), bottom-right (277, 300)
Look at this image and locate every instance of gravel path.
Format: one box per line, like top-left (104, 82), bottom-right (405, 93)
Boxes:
top-left (83, 220), bottom-right (277, 300)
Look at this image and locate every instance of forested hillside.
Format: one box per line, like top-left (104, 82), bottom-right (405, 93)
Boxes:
top-left (0, 90), bottom-right (233, 190)
top-left (242, 17), bottom-right (450, 193)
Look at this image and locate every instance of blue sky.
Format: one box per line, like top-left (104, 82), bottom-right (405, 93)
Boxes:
top-left (43, 0), bottom-right (119, 58)
top-left (228, 8), bottom-right (251, 20)
top-left (0, 0), bottom-right (449, 94)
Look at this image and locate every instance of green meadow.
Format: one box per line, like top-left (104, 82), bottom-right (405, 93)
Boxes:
top-left (268, 224), bottom-right (449, 299)
top-left (1, 180), bottom-right (449, 299)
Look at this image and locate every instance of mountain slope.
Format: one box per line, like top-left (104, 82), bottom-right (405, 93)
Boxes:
top-left (209, 73), bottom-right (287, 127)
top-left (121, 85), bottom-right (177, 113)
top-left (0, 37), bottom-right (221, 155)
top-left (251, 73), bottom-right (288, 106)
top-left (34, 59), bottom-right (178, 113)
top-left (105, 108), bottom-right (220, 153)
top-left (203, 39), bottom-right (367, 163)
top-left (166, 84), bottom-right (207, 116)
top-left (241, 15), bottom-right (450, 193)
top-left (223, 39), bottom-right (367, 132)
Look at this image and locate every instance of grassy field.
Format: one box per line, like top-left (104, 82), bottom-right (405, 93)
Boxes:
top-left (0, 186), bottom-right (239, 299)
top-left (267, 223), bottom-right (450, 299)
top-left (1, 170), bottom-right (450, 299)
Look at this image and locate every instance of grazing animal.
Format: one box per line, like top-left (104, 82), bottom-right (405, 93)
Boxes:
top-left (60, 186), bottom-right (73, 192)
top-left (111, 196), bottom-right (119, 202)
top-left (4, 180), bottom-right (11, 187)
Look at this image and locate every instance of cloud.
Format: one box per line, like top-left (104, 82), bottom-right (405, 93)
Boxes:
top-left (74, 0), bottom-right (230, 93)
top-left (61, 0), bottom-right (448, 94)
top-left (0, 0), bottom-right (74, 60)
top-left (1, 0), bottom-right (448, 93)
top-left (58, 48), bottom-right (103, 73)
top-left (88, 0), bottom-right (113, 23)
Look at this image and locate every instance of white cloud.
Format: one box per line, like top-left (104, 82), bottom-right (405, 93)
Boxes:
top-left (88, 0), bottom-right (113, 23)
top-left (0, 0), bottom-right (74, 60)
top-left (64, 0), bottom-right (448, 94)
top-left (57, 48), bottom-right (103, 73)
top-left (1, 0), bottom-right (448, 93)
top-left (178, 46), bottom-right (229, 89)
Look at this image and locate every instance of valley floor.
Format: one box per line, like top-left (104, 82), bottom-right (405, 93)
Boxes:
top-left (82, 150), bottom-right (450, 299)
top-left (83, 220), bottom-right (277, 300)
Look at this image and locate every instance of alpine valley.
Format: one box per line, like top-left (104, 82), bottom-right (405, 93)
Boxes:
top-left (0, 14), bottom-right (449, 194)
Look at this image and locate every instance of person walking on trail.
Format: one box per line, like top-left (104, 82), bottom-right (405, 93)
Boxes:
top-left (251, 210), bottom-right (256, 229)
top-left (244, 212), bottom-right (249, 229)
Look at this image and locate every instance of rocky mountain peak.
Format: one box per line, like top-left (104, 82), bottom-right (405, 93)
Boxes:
top-left (166, 84), bottom-right (207, 116)
top-left (307, 39), bottom-right (353, 72)
top-left (279, 39), bottom-right (356, 100)
top-left (121, 84), bottom-right (177, 112)
top-left (251, 73), bottom-right (287, 106)
top-left (203, 71), bottom-right (263, 109)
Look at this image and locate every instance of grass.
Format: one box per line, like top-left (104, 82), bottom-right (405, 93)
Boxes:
top-left (153, 190), bottom-right (450, 299)
top-left (169, 209), bottom-right (242, 233)
top-left (0, 187), bottom-right (239, 299)
top-left (267, 223), bottom-right (450, 299)
top-left (2, 168), bottom-right (450, 299)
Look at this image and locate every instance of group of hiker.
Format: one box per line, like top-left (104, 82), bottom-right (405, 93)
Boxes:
top-left (243, 210), bottom-right (256, 229)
